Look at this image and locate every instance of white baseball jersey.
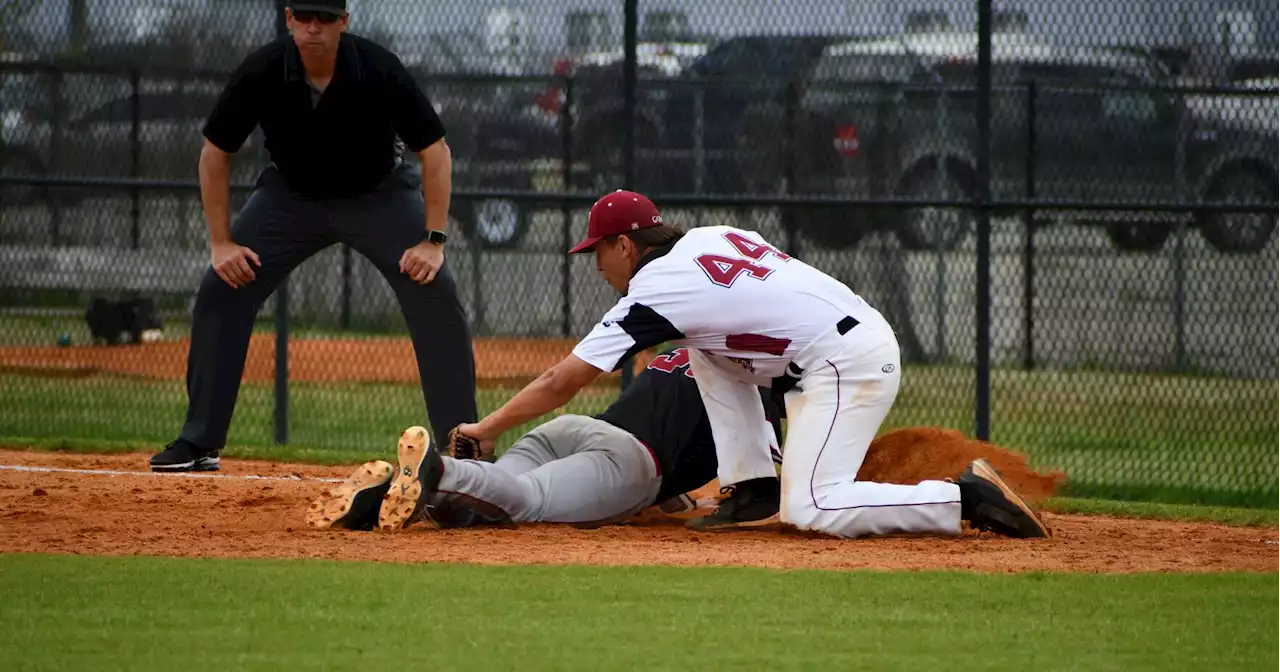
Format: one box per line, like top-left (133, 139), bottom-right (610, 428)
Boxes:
top-left (572, 225), bottom-right (883, 385)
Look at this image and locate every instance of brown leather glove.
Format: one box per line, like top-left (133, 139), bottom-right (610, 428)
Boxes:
top-left (447, 425), bottom-right (494, 462)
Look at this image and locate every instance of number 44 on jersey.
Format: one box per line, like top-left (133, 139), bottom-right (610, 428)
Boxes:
top-left (695, 231), bottom-right (791, 288)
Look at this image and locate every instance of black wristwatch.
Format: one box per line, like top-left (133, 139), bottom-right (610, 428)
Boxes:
top-left (424, 229), bottom-right (448, 245)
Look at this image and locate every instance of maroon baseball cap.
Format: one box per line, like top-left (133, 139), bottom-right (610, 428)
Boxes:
top-left (568, 190), bottom-right (663, 254)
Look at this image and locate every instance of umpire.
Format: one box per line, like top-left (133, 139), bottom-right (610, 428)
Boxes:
top-left (151, 0), bottom-right (477, 472)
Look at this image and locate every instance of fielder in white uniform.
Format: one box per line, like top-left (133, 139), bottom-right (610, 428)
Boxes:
top-left (448, 190), bottom-right (1049, 540)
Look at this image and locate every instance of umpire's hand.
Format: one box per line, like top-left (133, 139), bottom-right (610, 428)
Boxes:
top-left (211, 241), bottom-right (261, 288)
top-left (400, 241), bottom-right (443, 284)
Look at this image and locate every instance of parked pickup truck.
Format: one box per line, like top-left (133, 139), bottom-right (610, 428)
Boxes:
top-left (778, 32), bottom-right (1278, 253)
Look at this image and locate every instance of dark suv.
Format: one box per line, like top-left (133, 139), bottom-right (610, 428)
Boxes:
top-left (783, 34), bottom-right (1278, 253)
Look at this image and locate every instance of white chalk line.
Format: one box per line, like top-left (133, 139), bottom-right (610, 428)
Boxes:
top-left (0, 464), bottom-right (345, 483)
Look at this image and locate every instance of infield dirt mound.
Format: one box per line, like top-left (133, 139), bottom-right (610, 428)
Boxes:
top-left (1, 433), bottom-right (1272, 574)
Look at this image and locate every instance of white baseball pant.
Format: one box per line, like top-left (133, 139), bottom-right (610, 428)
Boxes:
top-left (692, 313), bottom-right (963, 538)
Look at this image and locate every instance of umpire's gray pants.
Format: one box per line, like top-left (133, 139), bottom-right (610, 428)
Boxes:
top-left (438, 415), bottom-right (663, 527)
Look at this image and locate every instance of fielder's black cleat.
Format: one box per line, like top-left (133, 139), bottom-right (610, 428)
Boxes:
top-left (150, 439), bottom-right (220, 472)
top-left (956, 458), bottom-right (1051, 538)
top-left (685, 477), bottom-right (781, 531)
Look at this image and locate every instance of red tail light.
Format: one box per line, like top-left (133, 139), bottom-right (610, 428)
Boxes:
top-left (535, 89), bottom-right (561, 113)
top-left (534, 57), bottom-right (576, 114)
top-left (833, 124), bottom-right (860, 156)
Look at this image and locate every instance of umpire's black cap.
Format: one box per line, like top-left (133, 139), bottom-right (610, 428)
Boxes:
top-left (288, 0), bottom-right (346, 16)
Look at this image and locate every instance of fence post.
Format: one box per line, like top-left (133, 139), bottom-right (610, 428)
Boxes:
top-left (129, 68), bottom-right (141, 251)
top-left (974, 0), bottom-right (993, 441)
top-left (1021, 79), bottom-right (1037, 371)
top-left (273, 0), bottom-right (289, 445)
top-left (49, 67), bottom-right (64, 246)
top-left (618, 0), bottom-right (638, 391)
top-left (339, 244), bottom-right (352, 329)
top-left (560, 74), bottom-right (575, 337)
top-left (469, 212), bottom-right (487, 335)
top-left (783, 80), bottom-right (798, 255)
top-left (1172, 90), bottom-right (1188, 372)
top-left (693, 87), bottom-right (705, 194)
top-left (622, 0), bottom-right (637, 192)
top-left (932, 74), bottom-right (949, 363)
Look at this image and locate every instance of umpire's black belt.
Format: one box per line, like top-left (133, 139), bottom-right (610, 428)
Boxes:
top-left (770, 316), bottom-right (858, 394)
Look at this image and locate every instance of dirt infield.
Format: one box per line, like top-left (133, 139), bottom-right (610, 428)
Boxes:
top-left (0, 336), bottom-right (636, 387)
top-left (1, 430), bottom-right (1274, 573)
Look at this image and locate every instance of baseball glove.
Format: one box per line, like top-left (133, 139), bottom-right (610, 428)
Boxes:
top-left (447, 425), bottom-right (494, 462)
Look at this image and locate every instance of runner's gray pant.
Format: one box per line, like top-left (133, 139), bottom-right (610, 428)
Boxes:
top-left (438, 415), bottom-right (663, 526)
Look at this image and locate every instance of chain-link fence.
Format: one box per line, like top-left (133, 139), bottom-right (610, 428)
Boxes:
top-left (1, 0), bottom-right (1275, 507)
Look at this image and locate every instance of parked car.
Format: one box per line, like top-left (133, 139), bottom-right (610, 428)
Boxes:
top-left (0, 69), bottom-right (268, 210)
top-left (1, 62), bottom-right (567, 250)
top-left (783, 32), bottom-right (1278, 253)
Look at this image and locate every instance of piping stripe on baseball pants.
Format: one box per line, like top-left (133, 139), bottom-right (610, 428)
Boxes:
top-left (437, 415), bottom-right (663, 527)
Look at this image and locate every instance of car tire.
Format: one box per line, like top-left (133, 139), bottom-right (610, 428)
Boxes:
top-left (1198, 165), bottom-right (1277, 255)
top-left (894, 159), bottom-right (974, 252)
top-left (452, 197), bottom-right (532, 250)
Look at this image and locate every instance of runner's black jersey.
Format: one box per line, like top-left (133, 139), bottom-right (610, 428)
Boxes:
top-left (596, 348), bottom-right (783, 504)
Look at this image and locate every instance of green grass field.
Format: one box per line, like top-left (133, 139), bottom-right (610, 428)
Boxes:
top-left (0, 554), bottom-right (1274, 672)
top-left (2, 316), bottom-right (1277, 672)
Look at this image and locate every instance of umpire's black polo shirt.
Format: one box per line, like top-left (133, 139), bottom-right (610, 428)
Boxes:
top-left (202, 33), bottom-right (445, 199)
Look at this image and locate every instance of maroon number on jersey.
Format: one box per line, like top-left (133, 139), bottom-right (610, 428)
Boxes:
top-left (694, 232), bottom-right (790, 288)
top-left (695, 254), bottom-right (774, 288)
top-left (645, 348), bottom-right (696, 378)
top-left (723, 231), bottom-right (791, 262)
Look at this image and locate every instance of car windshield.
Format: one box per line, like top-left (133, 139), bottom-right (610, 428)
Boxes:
top-left (687, 36), bottom-right (832, 80)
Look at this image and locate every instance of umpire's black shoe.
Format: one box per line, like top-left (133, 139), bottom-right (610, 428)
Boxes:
top-left (149, 439), bottom-right (220, 472)
top-left (956, 458), bottom-right (1051, 538)
top-left (378, 426), bottom-right (445, 531)
top-left (306, 460), bottom-right (395, 531)
top-left (686, 477), bottom-right (781, 531)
